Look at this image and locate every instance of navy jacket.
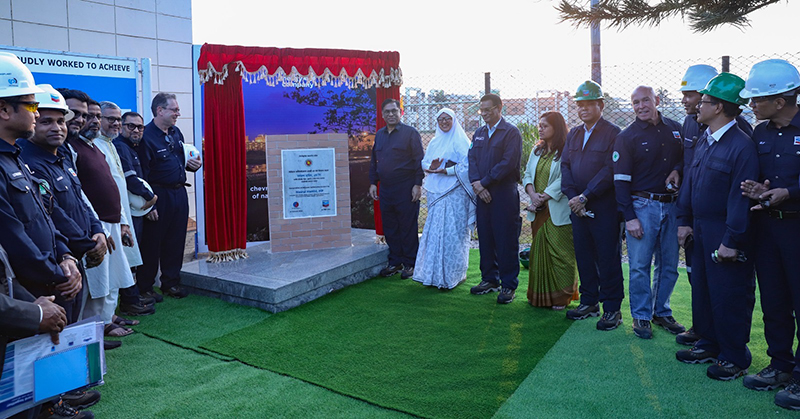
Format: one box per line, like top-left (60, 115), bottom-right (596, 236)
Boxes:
top-left (0, 139), bottom-right (69, 296)
top-left (752, 111), bottom-right (800, 211)
top-left (614, 114), bottom-right (684, 221)
top-left (468, 118), bottom-right (521, 188)
top-left (18, 139), bottom-right (101, 258)
top-left (677, 125), bottom-right (758, 249)
top-left (369, 123), bottom-right (424, 188)
top-left (114, 135), bottom-right (154, 201)
top-left (138, 121), bottom-right (187, 188)
top-left (561, 117), bottom-right (621, 204)
top-left (683, 114), bottom-right (753, 169)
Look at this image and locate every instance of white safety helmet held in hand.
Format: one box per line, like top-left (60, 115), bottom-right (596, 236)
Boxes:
top-left (129, 177), bottom-right (154, 217)
top-left (0, 52), bottom-right (44, 98)
top-left (184, 144), bottom-right (200, 167)
top-left (680, 64), bottom-right (718, 92)
top-left (740, 59), bottom-right (800, 99)
top-left (34, 84), bottom-right (74, 121)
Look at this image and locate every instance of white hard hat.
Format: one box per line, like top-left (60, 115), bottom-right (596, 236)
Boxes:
top-left (680, 65), bottom-right (718, 92)
top-left (34, 84), bottom-right (74, 121)
top-left (740, 59), bottom-right (800, 99)
top-left (184, 144), bottom-right (200, 167)
top-left (0, 52), bottom-right (44, 98)
top-left (129, 177), bottom-right (154, 217)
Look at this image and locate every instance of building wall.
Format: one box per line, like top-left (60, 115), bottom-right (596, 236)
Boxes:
top-left (0, 0), bottom-right (197, 221)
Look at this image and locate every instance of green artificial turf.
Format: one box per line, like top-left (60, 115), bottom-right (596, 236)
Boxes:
top-left (91, 333), bottom-right (410, 418)
top-left (202, 250), bottom-right (574, 419)
top-left (121, 291), bottom-right (269, 358)
top-left (496, 268), bottom-right (796, 419)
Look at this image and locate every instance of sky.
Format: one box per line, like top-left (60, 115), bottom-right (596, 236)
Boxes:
top-left (192, 0), bottom-right (800, 80)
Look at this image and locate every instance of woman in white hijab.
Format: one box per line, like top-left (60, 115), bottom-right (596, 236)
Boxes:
top-left (414, 108), bottom-right (476, 289)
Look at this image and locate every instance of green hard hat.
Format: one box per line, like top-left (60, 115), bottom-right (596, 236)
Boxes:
top-left (574, 80), bottom-right (603, 101)
top-left (699, 73), bottom-right (747, 106)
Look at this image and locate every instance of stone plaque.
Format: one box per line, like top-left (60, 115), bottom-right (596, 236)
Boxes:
top-left (281, 148), bottom-right (337, 219)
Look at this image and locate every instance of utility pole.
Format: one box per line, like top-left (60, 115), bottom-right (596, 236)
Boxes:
top-left (590, 0), bottom-right (602, 84)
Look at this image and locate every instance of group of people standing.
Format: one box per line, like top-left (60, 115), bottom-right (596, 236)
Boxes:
top-left (0, 51), bottom-right (199, 418)
top-left (370, 58), bottom-right (800, 411)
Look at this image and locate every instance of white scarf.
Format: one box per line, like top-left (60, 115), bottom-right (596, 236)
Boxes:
top-left (421, 108), bottom-right (471, 194)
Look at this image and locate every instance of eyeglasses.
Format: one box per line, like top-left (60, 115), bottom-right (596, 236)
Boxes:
top-left (749, 96), bottom-right (778, 105)
top-left (164, 107), bottom-right (180, 113)
top-left (102, 116), bottom-right (122, 123)
top-left (437, 116), bottom-right (453, 123)
top-left (698, 100), bottom-right (717, 107)
top-left (382, 109), bottom-right (400, 115)
top-left (124, 123), bottom-right (145, 131)
top-left (478, 106), bottom-right (496, 115)
top-left (7, 100), bottom-right (39, 113)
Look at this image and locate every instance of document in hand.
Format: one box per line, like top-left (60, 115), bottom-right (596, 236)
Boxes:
top-left (0, 319), bottom-right (105, 417)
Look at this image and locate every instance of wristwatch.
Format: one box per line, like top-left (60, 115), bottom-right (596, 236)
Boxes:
top-left (61, 254), bottom-right (79, 264)
top-left (578, 194), bottom-right (587, 204)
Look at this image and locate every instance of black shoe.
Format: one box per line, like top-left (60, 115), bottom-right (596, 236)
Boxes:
top-left (743, 366), bottom-right (792, 391)
top-left (163, 285), bottom-right (189, 299)
top-left (632, 319), bottom-right (652, 339)
top-left (62, 390), bottom-right (101, 410)
top-left (565, 303), bottom-right (600, 320)
top-left (676, 346), bottom-right (719, 364)
top-left (104, 340), bottom-right (122, 350)
top-left (676, 326), bottom-right (700, 346)
top-left (497, 287), bottom-right (515, 304)
top-left (38, 399), bottom-right (94, 419)
top-left (775, 379), bottom-right (800, 410)
top-left (652, 315), bottom-right (686, 334)
top-left (707, 361), bottom-right (747, 381)
top-left (596, 311), bottom-right (622, 331)
top-left (120, 301), bottom-right (155, 316)
top-left (400, 266), bottom-right (414, 280)
top-left (470, 280), bottom-right (501, 295)
top-left (139, 294), bottom-right (157, 306)
top-left (380, 264), bottom-right (403, 277)
top-left (141, 290), bottom-right (164, 303)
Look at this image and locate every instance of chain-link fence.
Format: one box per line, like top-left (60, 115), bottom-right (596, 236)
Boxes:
top-left (405, 51), bottom-right (800, 246)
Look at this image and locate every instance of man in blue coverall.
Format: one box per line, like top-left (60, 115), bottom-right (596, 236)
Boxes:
top-left (561, 81), bottom-right (626, 329)
top-left (738, 59), bottom-right (800, 410)
top-left (675, 73), bottom-right (758, 382)
top-left (369, 98), bottom-right (424, 280)
top-left (467, 94), bottom-right (522, 304)
top-left (614, 86), bottom-right (686, 340)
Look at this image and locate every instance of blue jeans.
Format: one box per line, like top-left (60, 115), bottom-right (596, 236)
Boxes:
top-left (626, 197), bottom-right (679, 321)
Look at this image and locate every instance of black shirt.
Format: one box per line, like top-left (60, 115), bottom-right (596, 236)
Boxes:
top-left (369, 123), bottom-right (424, 187)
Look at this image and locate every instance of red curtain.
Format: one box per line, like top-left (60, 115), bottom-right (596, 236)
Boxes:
top-left (203, 71), bottom-right (247, 258)
top-left (197, 44), bottom-right (402, 253)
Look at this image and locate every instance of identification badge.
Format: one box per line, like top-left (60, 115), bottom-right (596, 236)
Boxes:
top-left (672, 131), bottom-right (681, 139)
top-left (67, 167), bottom-right (78, 177)
top-left (474, 136), bottom-right (485, 141)
top-left (10, 171), bottom-right (22, 179)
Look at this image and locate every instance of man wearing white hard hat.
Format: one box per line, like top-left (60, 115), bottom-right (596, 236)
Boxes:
top-left (136, 93), bottom-right (201, 300)
top-left (739, 59), bottom-right (800, 410)
top-left (675, 65), bottom-right (756, 348)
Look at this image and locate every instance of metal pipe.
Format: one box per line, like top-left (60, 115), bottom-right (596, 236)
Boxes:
top-left (590, 0), bottom-right (602, 84)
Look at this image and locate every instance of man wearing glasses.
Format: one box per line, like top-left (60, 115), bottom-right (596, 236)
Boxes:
top-left (368, 98), bottom-right (424, 280)
top-left (137, 93), bottom-right (201, 300)
top-left (467, 93), bottom-right (522, 304)
top-left (738, 59), bottom-right (800, 410)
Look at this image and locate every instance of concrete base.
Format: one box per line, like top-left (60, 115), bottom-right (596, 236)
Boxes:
top-left (180, 229), bottom-right (388, 313)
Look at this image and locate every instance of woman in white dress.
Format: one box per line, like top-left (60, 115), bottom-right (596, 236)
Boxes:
top-left (414, 108), bottom-right (476, 289)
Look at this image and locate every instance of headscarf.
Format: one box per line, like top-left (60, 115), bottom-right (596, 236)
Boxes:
top-left (421, 108), bottom-right (471, 194)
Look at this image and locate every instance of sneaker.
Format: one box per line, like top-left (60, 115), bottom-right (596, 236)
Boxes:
top-left (497, 287), bottom-right (515, 304)
top-left (163, 285), bottom-right (189, 299)
top-left (39, 399), bottom-right (94, 419)
top-left (119, 301), bottom-right (155, 316)
top-left (470, 280), bottom-right (501, 295)
top-left (707, 361), bottom-right (747, 381)
top-left (676, 326), bottom-right (700, 346)
top-left (565, 303), bottom-right (600, 320)
top-left (652, 315), bottom-right (686, 334)
top-left (596, 311), bottom-right (622, 331)
top-left (743, 366), bottom-right (792, 391)
top-left (379, 264), bottom-right (403, 277)
top-left (139, 294), bottom-right (157, 306)
top-left (61, 390), bottom-right (101, 410)
top-left (400, 266), bottom-right (414, 280)
top-left (632, 319), bottom-right (652, 339)
top-left (676, 346), bottom-right (718, 364)
top-left (141, 290), bottom-right (164, 303)
top-left (775, 379), bottom-right (800, 410)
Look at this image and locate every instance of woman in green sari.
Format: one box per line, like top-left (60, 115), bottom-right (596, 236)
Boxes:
top-left (522, 112), bottom-right (578, 309)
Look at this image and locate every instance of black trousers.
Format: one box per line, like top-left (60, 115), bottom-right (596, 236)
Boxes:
top-left (475, 181), bottom-right (520, 290)
top-left (137, 186), bottom-right (189, 293)
top-left (379, 180), bottom-right (420, 267)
